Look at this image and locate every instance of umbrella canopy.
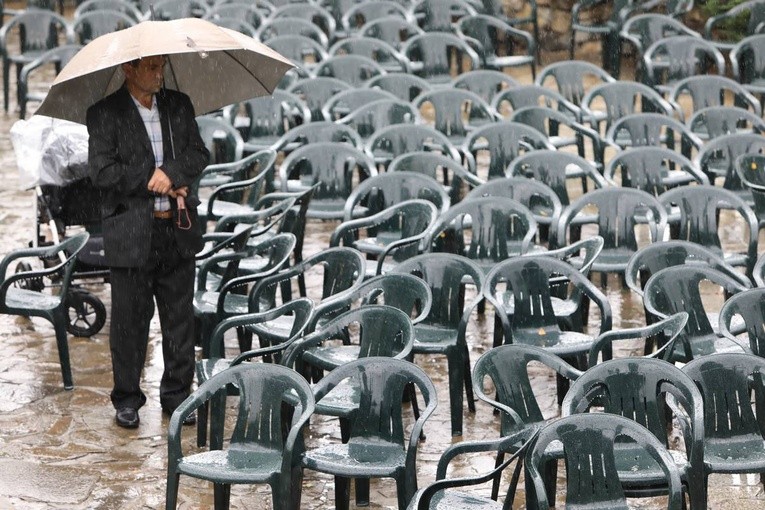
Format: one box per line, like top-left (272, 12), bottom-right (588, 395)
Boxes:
top-left (35, 18), bottom-right (295, 124)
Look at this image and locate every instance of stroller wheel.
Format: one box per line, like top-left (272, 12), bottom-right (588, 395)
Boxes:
top-left (66, 289), bottom-right (106, 337)
top-left (14, 261), bottom-right (44, 292)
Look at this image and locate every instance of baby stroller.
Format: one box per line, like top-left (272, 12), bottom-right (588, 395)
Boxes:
top-left (11, 117), bottom-right (108, 337)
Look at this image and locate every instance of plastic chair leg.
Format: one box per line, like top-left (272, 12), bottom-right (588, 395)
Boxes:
top-left (213, 482), bottom-right (230, 510)
top-left (197, 401), bottom-right (208, 447)
top-left (463, 352), bottom-right (475, 413)
top-left (52, 309), bottom-right (74, 390)
top-left (491, 450), bottom-right (505, 500)
top-left (334, 476), bottom-right (350, 510)
top-left (165, 471), bottom-right (180, 510)
top-left (355, 479), bottom-right (369, 506)
top-left (209, 390), bottom-right (227, 450)
top-left (447, 353), bottom-right (464, 436)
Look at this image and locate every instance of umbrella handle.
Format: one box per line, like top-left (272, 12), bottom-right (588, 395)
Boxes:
top-left (176, 196), bottom-right (192, 230)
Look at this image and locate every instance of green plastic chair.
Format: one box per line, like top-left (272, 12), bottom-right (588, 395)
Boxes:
top-left (0, 232), bottom-right (89, 390)
top-left (555, 187), bottom-right (667, 283)
top-left (695, 132), bottom-right (765, 190)
top-left (451, 69), bottom-right (519, 104)
top-left (604, 146), bottom-right (709, 195)
top-left (479, 0), bottom-right (540, 60)
top-left (196, 150), bottom-right (276, 226)
top-left (314, 54), bottom-right (386, 87)
top-left (643, 266), bottom-right (751, 362)
top-left (535, 60), bottom-right (615, 109)
top-left (507, 150), bottom-right (608, 207)
top-left (301, 357), bottom-right (437, 510)
top-left (424, 196), bottom-right (539, 274)
top-left (331, 199), bottom-right (438, 276)
top-left (365, 123), bottom-right (462, 171)
top-left (74, 0), bottom-right (144, 21)
top-left (388, 151), bottom-right (483, 205)
top-left (754, 252), bottom-right (765, 287)
top-left (308, 273), bottom-right (432, 330)
top-left (203, 3), bottom-right (266, 30)
top-left (321, 87), bottom-right (397, 122)
top-left (282, 305), bottom-right (414, 381)
top-left (687, 106), bottom-right (765, 140)
top-left (286, 77), bottom-right (351, 123)
top-left (16, 44), bottom-right (81, 120)
top-left (407, 0), bottom-right (477, 32)
top-left (619, 13), bottom-right (701, 82)
top-left (247, 247), bottom-right (366, 345)
top-left (569, 0), bottom-right (632, 76)
top-left (735, 153), bottom-right (765, 230)
top-left (587, 312), bottom-right (689, 366)
top-left (464, 177), bottom-right (562, 243)
top-left (193, 233), bottom-right (296, 357)
top-left (401, 32), bottom-right (481, 85)
top-left (70, 10), bottom-right (136, 44)
top-left (562, 357), bottom-right (706, 509)
top-left (195, 298), bottom-right (314, 448)
top-left (278, 142), bottom-right (377, 220)
top-left (719, 288), bottom-right (765, 358)
top-left (669, 75), bottom-right (762, 122)
top-left (455, 14), bottom-right (536, 78)
top-left (461, 121), bottom-right (555, 181)
top-left (642, 36), bottom-right (726, 94)
top-left (329, 37), bottom-right (411, 73)
top-left (0, 8), bottom-right (70, 113)
top-left (483, 256), bottom-right (612, 366)
top-left (472, 344), bottom-right (582, 499)
top-left (223, 91), bottom-right (311, 154)
top-left (270, 2), bottom-right (336, 40)
top-left (525, 414), bottom-right (685, 510)
top-left (605, 112), bottom-right (703, 162)
top-left (365, 72), bottom-right (432, 102)
top-left (267, 122), bottom-right (363, 168)
top-left (704, 0), bottom-right (765, 51)
top-left (492, 84), bottom-right (582, 122)
top-left (264, 34), bottom-right (329, 73)
top-left (196, 115), bottom-right (245, 166)
top-left (731, 33), bottom-right (765, 100)
top-left (359, 15), bottom-right (423, 50)
top-left (413, 88), bottom-right (497, 148)
top-left (407, 427), bottom-right (538, 510)
top-left (343, 171), bottom-right (450, 221)
top-left (658, 185), bottom-right (759, 275)
top-left (624, 239), bottom-right (751, 300)
top-left (337, 98), bottom-right (419, 141)
top-left (682, 353), bottom-right (765, 499)
top-left (581, 81), bottom-right (674, 137)
top-left (391, 253), bottom-right (485, 437)
top-left (257, 17), bottom-right (328, 46)
top-left (165, 363), bottom-right (314, 510)
top-left (340, 1), bottom-right (410, 40)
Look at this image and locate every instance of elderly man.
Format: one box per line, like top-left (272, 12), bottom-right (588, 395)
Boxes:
top-left (86, 55), bottom-right (209, 428)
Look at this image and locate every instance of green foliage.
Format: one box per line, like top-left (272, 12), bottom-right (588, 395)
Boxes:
top-left (702, 0), bottom-right (755, 41)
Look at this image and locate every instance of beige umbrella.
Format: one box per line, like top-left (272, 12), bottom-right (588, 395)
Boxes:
top-left (35, 18), bottom-right (295, 124)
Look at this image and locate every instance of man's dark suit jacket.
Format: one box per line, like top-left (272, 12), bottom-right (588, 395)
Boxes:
top-left (86, 86), bottom-right (210, 268)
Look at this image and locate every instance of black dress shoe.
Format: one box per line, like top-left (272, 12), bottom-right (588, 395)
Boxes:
top-left (115, 407), bottom-right (140, 429)
top-left (163, 407), bottom-right (196, 426)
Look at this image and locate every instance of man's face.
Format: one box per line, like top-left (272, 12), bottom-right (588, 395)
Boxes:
top-left (123, 56), bottom-right (166, 95)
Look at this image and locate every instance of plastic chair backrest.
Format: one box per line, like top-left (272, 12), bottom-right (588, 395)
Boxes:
top-left (413, 88), bottom-right (495, 139)
top-left (452, 69), bottom-right (519, 103)
top-left (365, 72), bottom-right (432, 102)
top-left (582, 81), bottom-right (674, 134)
top-left (344, 171), bottom-right (450, 220)
top-left (535, 60), bottom-right (615, 107)
top-left (604, 146), bottom-right (708, 194)
top-left (337, 98), bottom-right (418, 139)
top-left (465, 176), bottom-right (562, 227)
top-left (507, 150), bottom-right (607, 206)
top-left (695, 132), bottom-right (765, 190)
top-left (401, 32), bottom-right (480, 84)
top-left (643, 35), bottom-right (726, 87)
top-left (314, 54), bottom-right (386, 87)
top-left (525, 414), bottom-right (684, 509)
top-left (472, 344), bottom-right (582, 436)
top-left (624, 239), bottom-right (751, 298)
top-left (359, 15), bottom-right (423, 50)
top-left (322, 87), bottom-right (397, 121)
top-left (287, 77), bottom-right (351, 122)
top-left (688, 106), bottom-right (765, 139)
top-left (365, 123), bottom-right (462, 168)
top-left (719, 288), bottom-right (765, 358)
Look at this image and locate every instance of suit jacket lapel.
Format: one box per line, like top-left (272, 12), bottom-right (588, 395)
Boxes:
top-left (115, 86), bottom-right (153, 156)
top-left (157, 92), bottom-right (175, 161)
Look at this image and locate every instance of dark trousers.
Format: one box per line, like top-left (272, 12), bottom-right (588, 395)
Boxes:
top-left (109, 218), bottom-right (195, 411)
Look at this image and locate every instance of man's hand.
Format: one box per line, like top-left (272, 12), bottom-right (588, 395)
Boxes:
top-left (168, 186), bottom-right (189, 199)
top-left (147, 168), bottom-right (173, 195)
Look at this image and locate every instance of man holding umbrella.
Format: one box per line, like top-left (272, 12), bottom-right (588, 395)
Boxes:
top-left (33, 18), bottom-right (295, 429)
top-left (87, 55), bottom-right (208, 429)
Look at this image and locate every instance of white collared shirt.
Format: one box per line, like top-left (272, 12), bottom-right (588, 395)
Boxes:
top-left (131, 94), bottom-right (170, 212)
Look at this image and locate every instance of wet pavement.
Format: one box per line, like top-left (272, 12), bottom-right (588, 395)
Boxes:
top-left (2, 4), bottom-right (765, 509)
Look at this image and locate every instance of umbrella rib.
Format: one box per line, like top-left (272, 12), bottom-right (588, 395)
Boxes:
top-left (221, 49), bottom-right (269, 93)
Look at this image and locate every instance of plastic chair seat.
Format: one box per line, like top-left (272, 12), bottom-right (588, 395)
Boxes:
top-left (248, 315), bottom-right (296, 345)
top-left (705, 435), bottom-right (765, 472)
top-left (485, 55), bottom-right (534, 71)
top-left (514, 328), bottom-right (596, 357)
top-left (590, 248), bottom-right (640, 273)
top-left (303, 345), bottom-right (361, 371)
top-left (195, 357), bottom-right (231, 381)
top-left (198, 198), bottom-right (252, 219)
top-left (192, 291), bottom-right (247, 316)
top-left (412, 324), bottom-right (459, 353)
top-left (4, 287), bottom-right (62, 311)
top-left (422, 491), bottom-right (503, 509)
top-left (492, 293), bottom-right (579, 319)
top-left (178, 445), bottom-right (283, 483)
top-left (198, 174), bottom-right (233, 188)
top-left (670, 333), bottom-right (749, 360)
top-left (302, 440), bottom-right (406, 477)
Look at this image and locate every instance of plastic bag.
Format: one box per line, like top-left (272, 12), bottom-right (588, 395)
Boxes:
top-left (10, 116), bottom-right (89, 189)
